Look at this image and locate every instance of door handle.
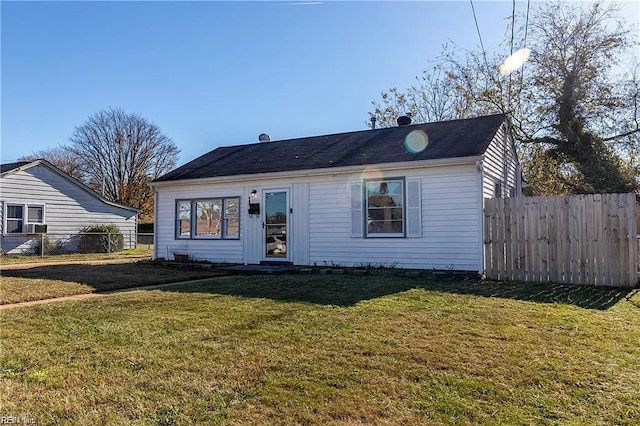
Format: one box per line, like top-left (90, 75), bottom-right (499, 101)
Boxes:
top-left (262, 222), bottom-right (265, 229)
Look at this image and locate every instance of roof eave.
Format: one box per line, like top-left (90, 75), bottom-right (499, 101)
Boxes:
top-left (1, 160), bottom-right (139, 213)
top-left (150, 155), bottom-right (483, 188)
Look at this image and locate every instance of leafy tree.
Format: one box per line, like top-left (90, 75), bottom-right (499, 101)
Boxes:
top-left (18, 147), bottom-right (85, 182)
top-left (67, 108), bottom-right (179, 219)
top-left (370, 1), bottom-right (639, 195)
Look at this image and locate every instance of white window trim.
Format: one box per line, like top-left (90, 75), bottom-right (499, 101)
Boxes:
top-left (3, 202), bottom-right (46, 234)
top-left (364, 178), bottom-right (406, 238)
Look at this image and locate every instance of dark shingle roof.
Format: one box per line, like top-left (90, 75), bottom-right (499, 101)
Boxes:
top-left (155, 114), bottom-right (506, 182)
top-left (1, 161), bottom-right (31, 174)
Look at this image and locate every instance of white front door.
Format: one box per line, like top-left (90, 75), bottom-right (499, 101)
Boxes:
top-left (263, 189), bottom-right (290, 261)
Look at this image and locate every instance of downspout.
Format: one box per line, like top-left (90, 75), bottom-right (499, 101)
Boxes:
top-left (476, 159), bottom-right (485, 275)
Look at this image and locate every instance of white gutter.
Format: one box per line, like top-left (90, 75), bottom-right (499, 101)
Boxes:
top-left (149, 155), bottom-right (483, 188)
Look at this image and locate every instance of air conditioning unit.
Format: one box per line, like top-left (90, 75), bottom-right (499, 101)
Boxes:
top-left (27, 224), bottom-right (47, 234)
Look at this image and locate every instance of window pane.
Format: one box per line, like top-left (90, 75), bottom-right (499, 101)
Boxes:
top-left (7, 205), bottom-right (23, 219)
top-left (366, 180), bottom-right (404, 235)
top-left (224, 198), bottom-right (239, 238)
top-left (196, 199), bottom-right (221, 237)
top-left (28, 206), bottom-right (44, 223)
top-left (177, 201), bottom-right (191, 237)
top-left (7, 219), bottom-right (23, 233)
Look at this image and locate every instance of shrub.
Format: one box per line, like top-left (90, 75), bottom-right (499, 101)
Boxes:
top-left (78, 224), bottom-right (124, 253)
top-left (34, 235), bottom-right (65, 256)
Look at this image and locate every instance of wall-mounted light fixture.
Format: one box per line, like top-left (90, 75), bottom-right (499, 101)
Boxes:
top-left (248, 190), bottom-right (260, 215)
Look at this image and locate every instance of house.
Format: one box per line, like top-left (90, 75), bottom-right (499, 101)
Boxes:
top-left (151, 114), bottom-right (520, 273)
top-left (1, 159), bottom-right (138, 254)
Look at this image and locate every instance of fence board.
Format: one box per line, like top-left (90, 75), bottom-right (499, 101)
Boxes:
top-left (484, 193), bottom-right (638, 287)
top-left (496, 197), bottom-right (505, 279)
top-left (504, 198), bottom-right (514, 280)
top-left (628, 194), bottom-right (638, 286)
top-left (594, 194), bottom-right (603, 285)
top-left (516, 196), bottom-right (526, 282)
top-left (584, 195), bottom-right (595, 285)
top-left (546, 197), bottom-right (560, 282)
top-left (558, 197), bottom-right (572, 283)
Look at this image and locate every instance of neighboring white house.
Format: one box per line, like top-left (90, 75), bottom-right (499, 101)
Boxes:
top-left (151, 114), bottom-right (520, 273)
top-left (0, 159), bottom-right (138, 254)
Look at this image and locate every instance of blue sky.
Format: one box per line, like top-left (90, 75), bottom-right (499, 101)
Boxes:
top-left (2, 1), bottom-right (637, 166)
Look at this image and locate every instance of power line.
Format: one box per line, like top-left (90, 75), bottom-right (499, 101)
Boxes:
top-left (518, 0), bottom-right (532, 95)
top-left (507, 0), bottom-right (516, 114)
top-left (469, 0), bottom-right (491, 75)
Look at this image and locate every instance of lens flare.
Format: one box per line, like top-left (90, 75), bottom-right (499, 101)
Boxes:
top-left (404, 130), bottom-right (429, 154)
top-left (499, 48), bottom-right (531, 75)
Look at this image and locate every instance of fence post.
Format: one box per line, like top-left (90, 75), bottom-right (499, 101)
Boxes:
top-left (41, 233), bottom-right (45, 258)
top-left (108, 233), bottom-right (111, 254)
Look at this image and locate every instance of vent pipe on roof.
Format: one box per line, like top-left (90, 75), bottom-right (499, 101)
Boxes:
top-left (370, 116), bottom-right (377, 130)
top-left (397, 115), bottom-right (412, 126)
top-left (258, 133), bottom-right (271, 143)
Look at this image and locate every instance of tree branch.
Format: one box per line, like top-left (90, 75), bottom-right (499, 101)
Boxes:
top-left (602, 128), bottom-right (640, 141)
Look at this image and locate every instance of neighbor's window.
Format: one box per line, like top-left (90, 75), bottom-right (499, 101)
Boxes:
top-left (366, 179), bottom-right (404, 236)
top-left (176, 197), bottom-right (240, 239)
top-left (28, 206), bottom-right (44, 224)
top-left (6, 204), bottom-right (24, 233)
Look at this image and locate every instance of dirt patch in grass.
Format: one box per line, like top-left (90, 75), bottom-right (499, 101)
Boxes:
top-left (1, 276), bottom-right (639, 424)
top-left (0, 262), bottom-right (224, 304)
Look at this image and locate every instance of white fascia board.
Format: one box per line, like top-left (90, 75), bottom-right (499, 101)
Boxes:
top-left (149, 155), bottom-right (482, 188)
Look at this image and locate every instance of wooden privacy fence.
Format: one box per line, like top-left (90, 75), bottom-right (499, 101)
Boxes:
top-left (484, 193), bottom-right (638, 287)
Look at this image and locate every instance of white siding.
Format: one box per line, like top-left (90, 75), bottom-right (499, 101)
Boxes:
top-left (482, 123), bottom-right (520, 199)
top-left (155, 163), bottom-right (484, 271)
top-left (308, 165), bottom-right (482, 270)
top-left (291, 182), bottom-right (310, 266)
top-left (0, 165), bottom-right (137, 253)
top-left (155, 184), bottom-right (246, 263)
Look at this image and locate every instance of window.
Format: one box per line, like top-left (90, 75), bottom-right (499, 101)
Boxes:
top-left (195, 199), bottom-right (222, 237)
top-left (224, 198), bottom-right (239, 238)
top-left (365, 179), bottom-right (404, 236)
top-left (176, 197), bottom-right (240, 239)
top-left (28, 206), bottom-right (44, 224)
top-left (495, 181), bottom-right (503, 198)
top-left (6, 205), bottom-right (24, 233)
top-left (5, 204), bottom-right (45, 234)
top-left (177, 201), bottom-right (191, 237)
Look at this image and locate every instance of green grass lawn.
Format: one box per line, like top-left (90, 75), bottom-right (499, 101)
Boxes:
top-left (0, 262), bottom-right (223, 304)
top-left (0, 246), bottom-right (153, 264)
top-left (1, 274), bottom-right (639, 424)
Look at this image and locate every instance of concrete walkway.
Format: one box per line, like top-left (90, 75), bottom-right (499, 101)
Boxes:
top-left (0, 277), bottom-right (219, 310)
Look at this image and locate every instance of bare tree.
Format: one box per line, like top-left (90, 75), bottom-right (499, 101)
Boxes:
top-left (370, 1), bottom-right (639, 195)
top-left (67, 108), bottom-right (179, 219)
top-left (18, 147), bottom-right (85, 181)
